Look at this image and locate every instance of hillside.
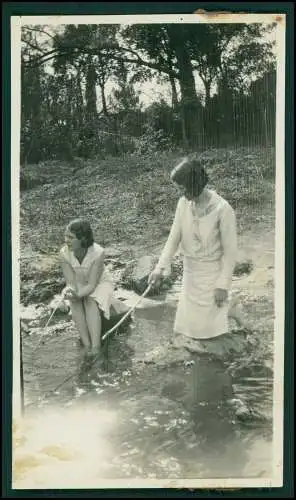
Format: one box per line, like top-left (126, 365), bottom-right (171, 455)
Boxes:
top-left (20, 147), bottom-right (275, 301)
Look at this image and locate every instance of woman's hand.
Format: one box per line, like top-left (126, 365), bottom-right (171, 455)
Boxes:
top-left (148, 268), bottom-right (164, 287)
top-left (214, 288), bottom-right (228, 308)
top-left (63, 286), bottom-right (78, 300)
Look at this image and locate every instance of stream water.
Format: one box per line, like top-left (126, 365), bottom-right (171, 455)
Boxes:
top-left (16, 291), bottom-right (274, 489)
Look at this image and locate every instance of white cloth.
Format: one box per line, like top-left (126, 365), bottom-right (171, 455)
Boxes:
top-left (156, 190), bottom-right (238, 339)
top-left (59, 243), bottom-right (114, 319)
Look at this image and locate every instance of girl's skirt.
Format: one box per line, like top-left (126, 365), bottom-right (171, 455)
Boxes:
top-left (174, 256), bottom-right (230, 340)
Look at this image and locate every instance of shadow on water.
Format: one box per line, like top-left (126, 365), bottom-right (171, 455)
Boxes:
top-left (22, 300), bottom-right (274, 480)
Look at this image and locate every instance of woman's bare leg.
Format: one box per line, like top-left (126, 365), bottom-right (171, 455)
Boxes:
top-left (83, 297), bottom-right (102, 353)
top-left (69, 298), bottom-right (91, 348)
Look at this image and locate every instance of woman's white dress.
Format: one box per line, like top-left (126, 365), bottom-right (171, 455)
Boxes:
top-left (155, 190), bottom-right (238, 340)
top-left (60, 243), bottom-right (120, 320)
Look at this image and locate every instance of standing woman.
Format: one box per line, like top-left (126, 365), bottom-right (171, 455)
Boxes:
top-left (149, 157), bottom-right (238, 352)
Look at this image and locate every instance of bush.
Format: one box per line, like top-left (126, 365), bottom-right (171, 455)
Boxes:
top-left (132, 124), bottom-right (172, 157)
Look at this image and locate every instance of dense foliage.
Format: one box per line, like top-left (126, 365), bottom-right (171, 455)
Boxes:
top-left (21, 23), bottom-right (276, 163)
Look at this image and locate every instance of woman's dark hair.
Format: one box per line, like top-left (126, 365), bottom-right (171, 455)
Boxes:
top-left (172, 157), bottom-right (209, 197)
top-left (67, 218), bottom-right (94, 248)
top-left (188, 159), bottom-right (209, 192)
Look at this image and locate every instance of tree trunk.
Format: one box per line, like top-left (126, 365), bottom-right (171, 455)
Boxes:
top-left (169, 29), bottom-right (198, 146)
top-left (180, 106), bottom-right (189, 149)
top-left (168, 71), bottom-right (178, 108)
top-left (28, 65), bottom-right (43, 162)
top-left (76, 69), bottom-right (84, 127)
top-left (174, 44), bottom-right (197, 108)
top-left (85, 60), bottom-right (97, 121)
top-left (204, 80), bottom-right (211, 108)
top-left (100, 82), bottom-right (109, 116)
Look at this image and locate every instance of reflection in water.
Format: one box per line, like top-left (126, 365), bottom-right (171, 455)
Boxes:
top-left (18, 301), bottom-right (273, 487)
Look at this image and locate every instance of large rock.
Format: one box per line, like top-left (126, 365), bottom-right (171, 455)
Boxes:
top-left (121, 255), bottom-right (182, 296)
top-left (121, 255), bottom-right (158, 295)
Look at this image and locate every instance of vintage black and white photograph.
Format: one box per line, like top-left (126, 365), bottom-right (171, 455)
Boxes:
top-left (12, 12), bottom-right (285, 489)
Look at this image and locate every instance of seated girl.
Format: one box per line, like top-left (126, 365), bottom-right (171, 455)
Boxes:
top-left (59, 218), bottom-right (128, 355)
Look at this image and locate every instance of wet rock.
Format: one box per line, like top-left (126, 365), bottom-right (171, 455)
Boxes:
top-left (21, 277), bottom-right (66, 305)
top-left (121, 255), bottom-right (157, 294)
top-left (173, 329), bottom-right (250, 363)
top-left (233, 260), bottom-right (253, 277)
top-left (143, 343), bottom-right (191, 366)
top-left (121, 255), bottom-right (182, 296)
top-left (227, 398), bottom-right (251, 420)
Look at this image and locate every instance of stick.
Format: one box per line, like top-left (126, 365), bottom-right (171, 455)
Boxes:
top-left (102, 284), bottom-right (152, 342)
top-left (31, 296), bottom-right (66, 354)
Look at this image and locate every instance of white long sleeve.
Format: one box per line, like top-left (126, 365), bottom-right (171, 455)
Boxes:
top-left (215, 203), bottom-right (238, 290)
top-left (155, 198), bottom-right (182, 275)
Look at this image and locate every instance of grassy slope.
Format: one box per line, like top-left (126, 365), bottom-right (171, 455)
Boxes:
top-left (20, 147), bottom-right (275, 271)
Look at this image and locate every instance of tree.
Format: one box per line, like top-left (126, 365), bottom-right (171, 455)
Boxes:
top-left (121, 24), bottom-right (199, 145)
top-left (52, 24), bottom-right (120, 117)
top-left (21, 28), bottom-right (51, 162)
top-left (107, 59), bottom-right (144, 140)
top-left (21, 61), bottom-right (44, 163)
top-left (122, 25), bottom-right (179, 108)
top-left (20, 22), bottom-right (277, 160)
top-left (186, 24), bottom-right (275, 101)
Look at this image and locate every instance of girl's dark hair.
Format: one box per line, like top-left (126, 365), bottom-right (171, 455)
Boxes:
top-left (187, 159), bottom-right (209, 191)
top-left (172, 157), bottom-right (209, 196)
top-left (67, 218), bottom-right (94, 248)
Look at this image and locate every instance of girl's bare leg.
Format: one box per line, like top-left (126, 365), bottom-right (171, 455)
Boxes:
top-left (69, 298), bottom-right (91, 348)
top-left (83, 297), bottom-right (102, 353)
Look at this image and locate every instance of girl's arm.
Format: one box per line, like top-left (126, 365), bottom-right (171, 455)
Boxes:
top-left (216, 203), bottom-right (238, 291)
top-left (75, 253), bottom-right (105, 299)
top-left (154, 198), bottom-right (182, 275)
top-left (60, 259), bottom-right (77, 291)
